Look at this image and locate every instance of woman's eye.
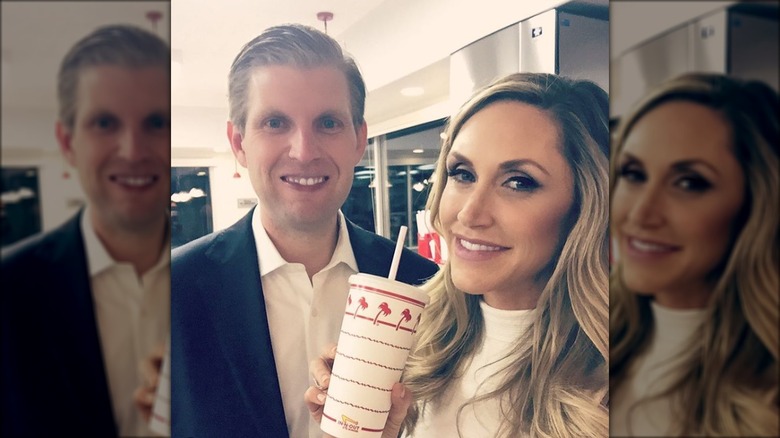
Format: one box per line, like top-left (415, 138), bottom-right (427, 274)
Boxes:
top-left (618, 164), bottom-right (645, 183)
top-left (446, 167), bottom-right (475, 184)
top-left (505, 176), bottom-right (539, 191)
top-left (677, 175), bottom-right (712, 192)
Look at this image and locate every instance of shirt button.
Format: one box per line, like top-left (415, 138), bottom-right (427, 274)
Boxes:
top-left (311, 309), bottom-right (318, 318)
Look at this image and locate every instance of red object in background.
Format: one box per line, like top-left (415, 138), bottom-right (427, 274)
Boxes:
top-left (417, 232), bottom-right (442, 264)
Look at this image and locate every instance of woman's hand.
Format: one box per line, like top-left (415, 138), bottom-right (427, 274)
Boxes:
top-left (305, 344), bottom-right (414, 438)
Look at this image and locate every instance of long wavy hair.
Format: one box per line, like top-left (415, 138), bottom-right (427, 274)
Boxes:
top-left (610, 73), bottom-right (779, 436)
top-left (403, 73), bottom-right (610, 437)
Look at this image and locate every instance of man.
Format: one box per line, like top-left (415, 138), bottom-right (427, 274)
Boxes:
top-left (1, 25), bottom-right (171, 436)
top-left (171, 24), bottom-right (438, 437)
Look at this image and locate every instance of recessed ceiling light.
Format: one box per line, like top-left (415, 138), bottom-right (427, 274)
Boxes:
top-left (412, 148), bottom-right (424, 154)
top-left (400, 86), bottom-right (424, 97)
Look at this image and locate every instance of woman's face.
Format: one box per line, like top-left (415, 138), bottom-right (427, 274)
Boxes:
top-left (439, 101), bottom-right (575, 310)
top-left (612, 100), bottom-right (746, 308)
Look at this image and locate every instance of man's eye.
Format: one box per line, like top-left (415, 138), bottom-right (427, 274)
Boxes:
top-left (264, 118), bottom-right (286, 130)
top-left (146, 114), bottom-right (169, 130)
top-left (319, 117), bottom-right (343, 131)
top-left (93, 116), bottom-right (118, 131)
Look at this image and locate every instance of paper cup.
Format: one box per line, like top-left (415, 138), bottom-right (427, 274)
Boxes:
top-left (320, 273), bottom-right (429, 438)
top-left (148, 342), bottom-right (171, 436)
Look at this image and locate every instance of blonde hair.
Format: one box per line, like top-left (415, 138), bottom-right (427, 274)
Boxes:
top-left (403, 73), bottom-right (610, 437)
top-left (610, 73), bottom-right (779, 436)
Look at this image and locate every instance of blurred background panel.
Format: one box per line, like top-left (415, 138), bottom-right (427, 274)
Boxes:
top-left (610, 1), bottom-right (778, 121)
top-left (0, 1), bottom-right (169, 249)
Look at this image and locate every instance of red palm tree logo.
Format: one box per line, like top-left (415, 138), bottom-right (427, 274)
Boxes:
top-left (353, 297), bottom-right (368, 319)
top-left (395, 308), bottom-right (412, 330)
top-left (373, 302), bottom-right (392, 325)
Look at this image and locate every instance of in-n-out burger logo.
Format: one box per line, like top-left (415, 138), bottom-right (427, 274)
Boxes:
top-left (339, 414), bottom-right (360, 432)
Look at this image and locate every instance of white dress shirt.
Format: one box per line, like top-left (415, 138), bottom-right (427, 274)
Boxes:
top-left (252, 207), bottom-right (358, 438)
top-left (409, 300), bottom-right (534, 438)
top-left (610, 302), bottom-right (707, 437)
top-left (82, 208), bottom-right (171, 436)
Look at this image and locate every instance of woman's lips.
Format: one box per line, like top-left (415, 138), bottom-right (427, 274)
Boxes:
top-left (624, 236), bottom-right (681, 260)
top-left (452, 235), bottom-right (509, 261)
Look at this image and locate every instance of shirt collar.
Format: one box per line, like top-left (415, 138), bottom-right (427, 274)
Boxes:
top-left (81, 206), bottom-right (115, 276)
top-left (252, 206), bottom-right (358, 277)
top-left (81, 206), bottom-right (171, 277)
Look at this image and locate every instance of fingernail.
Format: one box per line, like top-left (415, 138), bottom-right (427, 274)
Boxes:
top-left (331, 346), bottom-right (337, 355)
top-left (317, 393), bottom-right (326, 404)
top-left (399, 386), bottom-right (406, 398)
top-left (322, 376), bottom-right (330, 387)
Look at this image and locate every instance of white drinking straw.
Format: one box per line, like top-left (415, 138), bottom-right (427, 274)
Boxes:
top-left (388, 225), bottom-right (408, 280)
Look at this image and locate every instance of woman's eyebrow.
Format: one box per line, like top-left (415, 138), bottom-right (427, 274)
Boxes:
top-left (447, 151), bottom-right (473, 166)
top-left (499, 159), bottom-right (549, 176)
top-left (671, 160), bottom-right (720, 177)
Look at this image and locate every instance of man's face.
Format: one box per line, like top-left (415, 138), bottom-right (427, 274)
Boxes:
top-left (228, 65), bottom-right (367, 233)
top-left (57, 65), bottom-right (171, 234)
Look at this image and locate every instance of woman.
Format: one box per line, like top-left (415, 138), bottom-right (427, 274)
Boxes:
top-left (307, 72), bottom-right (610, 437)
top-left (610, 73), bottom-right (779, 436)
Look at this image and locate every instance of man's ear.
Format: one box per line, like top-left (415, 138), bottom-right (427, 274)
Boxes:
top-left (55, 121), bottom-right (77, 167)
top-left (354, 120), bottom-right (368, 164)
top-left (227, 121), bottom-right (247, 167)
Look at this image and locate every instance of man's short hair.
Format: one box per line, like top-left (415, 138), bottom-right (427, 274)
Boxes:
top-left (228, 24), bottom-right (366, 134)
top-left (57, 24), bottom-right (170, 128)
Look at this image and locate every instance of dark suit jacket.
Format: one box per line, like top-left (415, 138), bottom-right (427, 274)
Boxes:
top-left (1, 211), bottom-right (118, 437)
top-left (171, 210), bottom-right (439, 438)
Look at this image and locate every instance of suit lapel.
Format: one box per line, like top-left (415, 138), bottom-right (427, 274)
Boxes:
top-left (42, 212), bottom-right (117, 435)
top-left (201, 211), bottom-right (288, 434)
top-left (345, 219), bottom-right (390, 278)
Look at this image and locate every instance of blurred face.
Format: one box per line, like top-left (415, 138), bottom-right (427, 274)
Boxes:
top-left (228, 65), bottom-right (367, 233)
top-left (612, 101), bottom-right (745, 309)
top-left (56, 65), bottom-right (171, 234)
top-left (440, 101), bottom-right (574, 310)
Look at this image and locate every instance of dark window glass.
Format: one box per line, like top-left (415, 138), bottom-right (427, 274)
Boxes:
top-left (171, 167), bottom-right (213, 248)
top-left (1, 167), bottom-right (42, 247)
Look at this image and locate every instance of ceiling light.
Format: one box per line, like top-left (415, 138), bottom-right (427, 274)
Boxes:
top-left (400, 86), bottom-right (424, 97)
top-left (412, 148), bottom-right (424, 154)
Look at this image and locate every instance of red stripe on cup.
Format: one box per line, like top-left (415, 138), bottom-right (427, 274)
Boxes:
top-left (350, 284), bottom-right (426, 307)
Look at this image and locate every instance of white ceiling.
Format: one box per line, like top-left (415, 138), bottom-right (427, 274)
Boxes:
top-left (4, 0), bottom-right (618, 155)
top-left (170, 0), bottom-right (387, 109)
top-left (1, 1), bottom-right (170, 111)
